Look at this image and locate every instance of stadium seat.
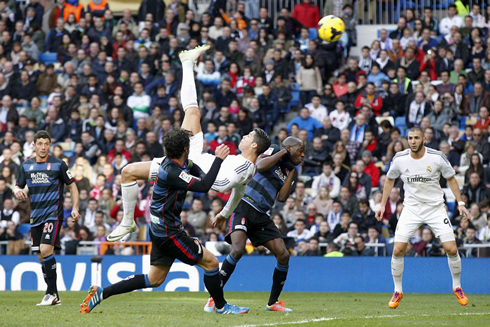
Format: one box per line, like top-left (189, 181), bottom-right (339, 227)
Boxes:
top-left (308, 28), bottom-right (318, 40)
top-left (459, 116), bottom-right (467, 130)
top-left (39, 52), bottom-right (58, 65)
top-left (290, 82), bottom-right (300, 107)
top-left (395, 116), bottom-right (406, 128)
top-left (18, 223), bottom-right (30, 236)
top-left (375, 116), bottom-right (394, 134)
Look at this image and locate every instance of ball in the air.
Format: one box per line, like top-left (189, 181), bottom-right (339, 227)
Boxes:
top-left (317, 15), bottom-right (345, 42)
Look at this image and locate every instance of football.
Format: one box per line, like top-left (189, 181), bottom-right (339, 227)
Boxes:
top-left (317, 15), bottom-right (345, 42)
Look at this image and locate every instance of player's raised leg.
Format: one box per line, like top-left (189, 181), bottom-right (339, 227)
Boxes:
top-left (389, 242), bottom-right (406, 309)
top-left (80, 265), bottom-right (166, 313)
top-left (442, 240), bottom-right (468, 306)
top-left (263, 238), bottom-right (292, 312)
top-left (198, 247), bottom-right (250, 314)
top-left (179, 45), bottom-right (209, 136)
top-left (107, 162), bottom-right (152, 241)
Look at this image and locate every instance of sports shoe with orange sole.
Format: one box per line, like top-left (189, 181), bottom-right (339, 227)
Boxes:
top-left (388, 292), bottom-right (403, 309)
top-left (80, 285), bottom-right (103, 313)
top-left (266, 300), bottom-right (293, 312)
top-left (453, 287), bottom-right (469, 306)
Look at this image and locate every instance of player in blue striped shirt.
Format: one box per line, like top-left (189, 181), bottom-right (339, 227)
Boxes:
top-left (15, 131), bottom-right (80, 306)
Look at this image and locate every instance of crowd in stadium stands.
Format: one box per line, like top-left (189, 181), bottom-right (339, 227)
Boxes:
top-left (0, 0), bottom-right (489, 258)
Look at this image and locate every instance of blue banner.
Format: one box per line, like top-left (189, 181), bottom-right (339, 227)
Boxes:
top-left (0, 256), bottom-right (489, 293)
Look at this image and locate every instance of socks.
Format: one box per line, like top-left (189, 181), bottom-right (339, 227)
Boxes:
top-left (102, 274), bottom-right (150, 300)
top-left (181, 60), bottom-right (198, 111)
top-left (121, 182), bottom-right (138, 227)
top-left (43, 255), bottom-right (58, 297)
top-left (219, 254), bottom-right (239, 288)
top-left (268, 263), bottom-right (289, 306)
top-left (391, 256), bottom-right (404, 293)
top-left (447, 254), bottom-right (462, 289)
top-left (41, 263), bottom-right (48, 294)
top-left (204, 268), bottom-right (226, 310)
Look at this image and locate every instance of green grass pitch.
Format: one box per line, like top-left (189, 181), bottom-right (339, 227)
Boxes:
top-left (2, 291), bottom-right (490, 326)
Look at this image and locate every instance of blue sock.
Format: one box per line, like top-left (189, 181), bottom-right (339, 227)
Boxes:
top-left (204, 268), bottom-right (226, 309)
top-left (268, 263), bottom-right (289, 305)
top-left (220, 254), bottom-right (240, 287)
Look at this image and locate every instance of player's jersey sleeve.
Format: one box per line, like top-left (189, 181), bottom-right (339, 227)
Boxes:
top-left (219, 183), bottom-right (247, 218)
top-left (260, 144), bottom-right (281, 158)
top-left (386, 156), bottom-right (401, 179)
top-left (439, 153), bottom-right (456, 179)
top-left (60, 160), bottom-right (75, 185)
top-left (16, 163), bottom-right (26, 188)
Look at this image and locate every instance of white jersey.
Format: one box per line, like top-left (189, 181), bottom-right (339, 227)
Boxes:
top-left (329, 110), bottom-right (351, 130)
top-left (387, 148), bottom-right (455, 206)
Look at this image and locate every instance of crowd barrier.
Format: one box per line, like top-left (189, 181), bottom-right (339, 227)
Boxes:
top-left (0, 256), bottom-right (489, 293)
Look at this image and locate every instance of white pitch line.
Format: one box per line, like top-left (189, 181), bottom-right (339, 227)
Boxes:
top-left (234, 312), bottom-right (490, 327)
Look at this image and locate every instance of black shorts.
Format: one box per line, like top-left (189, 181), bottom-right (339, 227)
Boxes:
top-left (150, 230), bottom-right (203, 267)
top-left (31, 219), bottom-right (62, 253)
top-left (225, 201), bottom-right (283, 247)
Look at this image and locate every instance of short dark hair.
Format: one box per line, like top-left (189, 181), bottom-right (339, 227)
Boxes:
top-left (409, 126), bottom-right (424, 135)
top-left (253, 128), bottom-right (271, 155)
top-left (163, 128), bottom-right (192, 159)
top-left (34, 130), bottom-right (51, 144)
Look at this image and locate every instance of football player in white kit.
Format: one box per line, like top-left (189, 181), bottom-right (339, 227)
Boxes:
top-left (107, 45), bottom-right (271, 242)
top-left (376, 127), bottom-right (470, 309)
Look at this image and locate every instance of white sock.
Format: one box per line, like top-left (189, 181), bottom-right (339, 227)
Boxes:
top-left (121, 182), bottom-right (138, 227)
top-left (447, 254), bottom-right (462, 289)
top-left (391, 256), bottom-right (404, 293)
top-left (181, 60), bottom-right (198, 111)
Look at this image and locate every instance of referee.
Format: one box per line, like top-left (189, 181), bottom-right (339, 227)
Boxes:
top-left (15, 131), bottom-right (80, 306)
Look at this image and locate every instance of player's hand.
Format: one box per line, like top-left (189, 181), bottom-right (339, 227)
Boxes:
top-left (212, 214), bottom-right (227, 228)
top-left (458, 205), bottom-right (470, 221)
top-left (215, 144), bottom-right (230, 160)
top-left (281, 158), bottom-right (296, 172)
top-left (71, 208), bottom-right (81, 222)
top-left (375, 207), bottom-right (385, 222)
top-left (14, 189), bottom-right (28, 201)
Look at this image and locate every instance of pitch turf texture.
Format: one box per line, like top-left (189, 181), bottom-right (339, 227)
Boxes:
top-left (2, 292), bottom-right (489, 326)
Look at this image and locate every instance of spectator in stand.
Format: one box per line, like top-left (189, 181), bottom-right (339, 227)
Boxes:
top-left (474, 107), bottom-right (490, 131)
top-left (406, 91), bottom-right (430, 128)
top-left (303, 137), bottom-right (329, 176)
top-left (389, 16), bottom-right (407, 40)
top-left (395, 46), bottom-right (420, 80)
top-left (342, 58), bottom-right (365, 84)
top-left (439, 4), bottom-right (463, 36)
top-left (306, 95), bottom-right (328, 124)
top-left (292, 0), bottom-right (320, 29)
top-left (361, 151), bottom-right (380, 187)
top-left (208, 125), bottom-right (237, 155)
top-left (354, 83), bottom-right (382, 116)
top-left (287, 108), bottom-right (322, 142)
top-left (297, 54), bottom-right (323, 106)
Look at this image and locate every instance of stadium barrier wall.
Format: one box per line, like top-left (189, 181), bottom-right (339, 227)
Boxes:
top-left (0, 256), bottom-right (489, 294)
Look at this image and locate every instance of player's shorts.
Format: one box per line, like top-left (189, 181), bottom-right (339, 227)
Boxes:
top-left (31, 219), bottom-right (62, 253)
top-left (394, 202), bottom-right (455, 243)
top-left (149, 230), bottom-right (204, 267)
top-left (225, 201), bottom-right (283, 247)
top-left (149, 131), bottom-right (215, 181)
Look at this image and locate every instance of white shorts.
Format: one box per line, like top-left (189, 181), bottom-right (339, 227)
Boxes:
top-left (394, 202), bottom-right (455, 243)
top-left (148, 132), bottom-right (215, 181)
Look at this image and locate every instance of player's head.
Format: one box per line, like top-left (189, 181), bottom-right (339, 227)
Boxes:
top-left (34, 130), bottom-right (51, 159)
top-left (239, 128), bottom-right (271, 157)
top-left (282, 136), bottom-right (305, 166)
top-left (162, 128), bottom-right (192, 160)
top-left (407, 127), bottom-right (425, 153)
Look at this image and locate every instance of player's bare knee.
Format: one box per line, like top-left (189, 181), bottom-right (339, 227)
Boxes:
top-left (39, 246), bottom-right (53, 258)
top-left (184, 106), bottom-right (201, 118)
top-left (205, 255), bottom-right (219, 270)
top-left (446, 247), bottom-right (458, 256)
top-left (276, 249), bottom-right (290, 265)
top-left (393, 247), bottom-right (405, 257)
top-left (149, 275), bottom-right (165, 287)
top-left (231, 246), bottom-right (245, 261)
top-left (121, 164), bottom-right (135, 183)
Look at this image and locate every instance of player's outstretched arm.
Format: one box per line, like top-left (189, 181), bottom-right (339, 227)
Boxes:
top-left (277, 165), bottom-right (296, 202)
top-left (376, 178), bottom-right (396, 221)
top-left (446, 176), bottom-right (470, 220)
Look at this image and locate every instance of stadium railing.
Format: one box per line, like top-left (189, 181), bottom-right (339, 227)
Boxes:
top-left (355, 0), bottom-right (483, 25)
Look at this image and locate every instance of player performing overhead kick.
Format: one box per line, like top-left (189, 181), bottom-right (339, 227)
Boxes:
top-left (206, 136), bottom-right (305, 313)
top-left (81, 129), bottom-right (249, 314)
top-left (107, 45), bottom-right (271, 242)
top-left (376, 127), bottom-right (470, 309)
